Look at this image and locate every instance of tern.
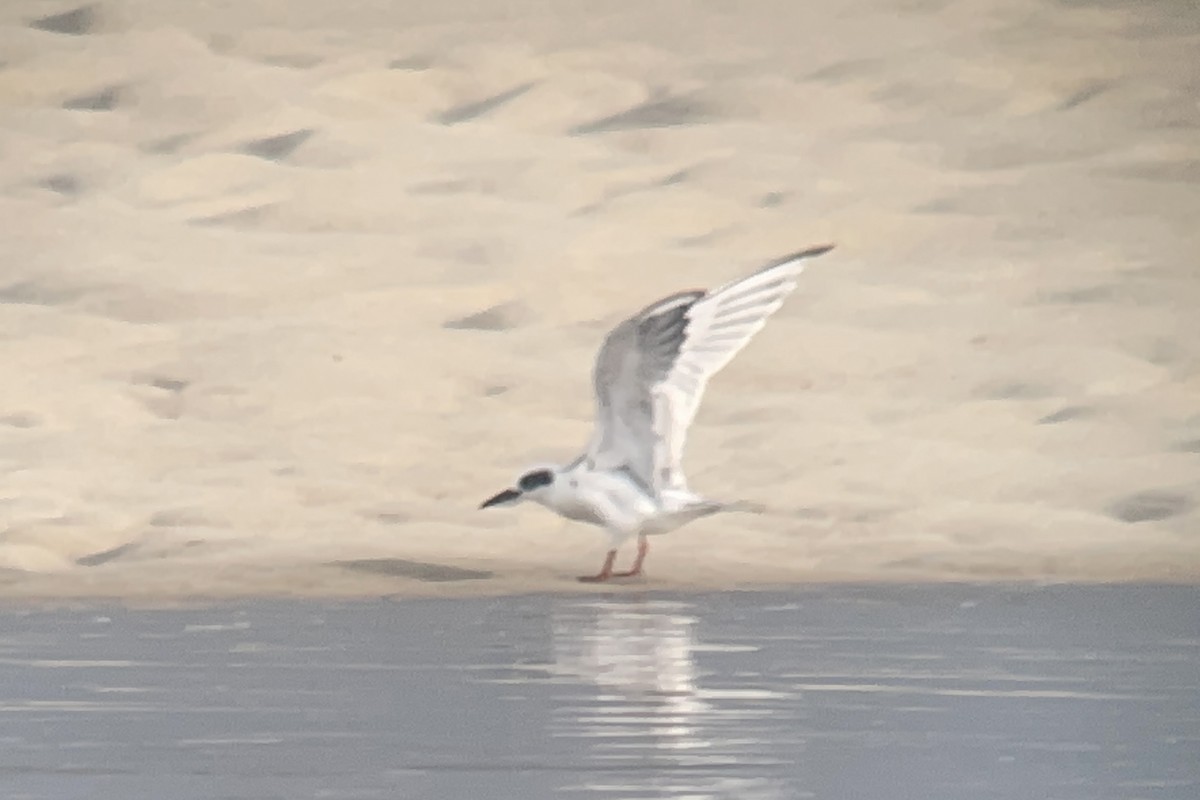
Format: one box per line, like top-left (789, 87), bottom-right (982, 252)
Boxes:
top-left (480, 244), bottom-right (834, 581)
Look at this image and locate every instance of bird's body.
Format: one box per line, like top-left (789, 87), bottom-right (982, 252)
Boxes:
top-left (481, 244), bottom-right (834, 581)
top-left (551, 462), bottom-right (721, 535)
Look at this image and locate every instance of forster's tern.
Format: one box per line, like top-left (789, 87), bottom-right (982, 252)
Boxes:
top-left (481, 244), bottom-right (834, 581)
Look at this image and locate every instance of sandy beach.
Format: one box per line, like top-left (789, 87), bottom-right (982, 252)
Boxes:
top-left (1, 0), bottom-right (1198, 602)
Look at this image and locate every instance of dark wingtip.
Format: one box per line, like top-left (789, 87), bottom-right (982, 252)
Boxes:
top-left (761, 244), bottom-right (835, 270)
top-left (785, 243), bottom-right (835, 262)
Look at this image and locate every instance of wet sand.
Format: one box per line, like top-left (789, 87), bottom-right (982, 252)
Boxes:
top-left (1, 0), bottom-right (1199, 599)
top-left (1, 584), bottom-right (1197, 799)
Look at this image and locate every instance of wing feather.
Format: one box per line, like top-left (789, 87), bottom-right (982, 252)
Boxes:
top-left (582, 244), bottom-right (833, 494)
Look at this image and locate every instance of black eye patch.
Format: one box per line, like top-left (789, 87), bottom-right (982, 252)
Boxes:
top-left (518, 469), bottom-right (554, 492)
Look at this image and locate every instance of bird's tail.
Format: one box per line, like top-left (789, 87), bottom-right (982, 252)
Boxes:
top-left (718, 499), bottom-right (769, 514)
top-left (664, 488), bottom-right (767, 516)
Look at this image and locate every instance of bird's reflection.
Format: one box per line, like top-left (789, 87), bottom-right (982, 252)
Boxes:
top-left (548, 598), bottom-right (786, 800)
top-left (552, 599), bottom-right (708, 738)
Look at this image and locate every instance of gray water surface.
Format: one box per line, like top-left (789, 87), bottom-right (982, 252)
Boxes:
top-left (1, 584), bottom-right (1198, 799)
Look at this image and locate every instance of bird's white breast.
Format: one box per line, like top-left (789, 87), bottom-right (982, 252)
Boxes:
top-left (547, 468), bottom-right (659, 533)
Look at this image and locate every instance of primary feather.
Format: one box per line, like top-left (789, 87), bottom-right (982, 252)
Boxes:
top-left (583, 244), bottom-right (833, 494)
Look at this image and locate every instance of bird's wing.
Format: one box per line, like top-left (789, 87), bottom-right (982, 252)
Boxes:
top-left (581, 244), bottom-right (833, 494)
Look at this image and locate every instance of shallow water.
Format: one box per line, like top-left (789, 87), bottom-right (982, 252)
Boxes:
top-left (0, 584), bottom-right (1197, 799)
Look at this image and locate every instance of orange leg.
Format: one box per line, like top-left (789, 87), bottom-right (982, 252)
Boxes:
top-left (578, 549), bottom-right (617, 583)
top-left (613, 535), bottom-right (649, 578)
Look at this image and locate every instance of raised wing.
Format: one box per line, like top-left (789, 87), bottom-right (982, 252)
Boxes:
top-left (582, 244), bottom-right (833, 494)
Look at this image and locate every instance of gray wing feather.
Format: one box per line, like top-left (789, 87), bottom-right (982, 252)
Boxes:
top-left (586, 290), bottom-right (704, 486)
top-left (581, 244), bottom-right (834, 494)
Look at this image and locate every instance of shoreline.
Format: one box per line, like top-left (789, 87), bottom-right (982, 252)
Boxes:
top-left (3, 551), bottom-right (1198, 609)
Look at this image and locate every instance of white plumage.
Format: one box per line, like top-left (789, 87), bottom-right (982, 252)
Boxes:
top-left (480, 244), bottom-right (834, 581)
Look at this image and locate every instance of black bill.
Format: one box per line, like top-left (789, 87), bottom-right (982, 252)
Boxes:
top-left (480, 488), bottom-right (521, 509)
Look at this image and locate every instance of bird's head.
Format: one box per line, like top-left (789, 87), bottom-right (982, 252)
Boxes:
top-left (479, 466), bottom-right (557, 510)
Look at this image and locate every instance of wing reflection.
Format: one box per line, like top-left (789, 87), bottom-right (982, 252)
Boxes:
top-left (549, 598), bottom-right (789, 799)
top-left (552, 599), bottom-right (708, 743)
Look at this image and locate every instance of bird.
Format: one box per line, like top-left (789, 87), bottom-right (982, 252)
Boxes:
top-left (479, 244), bottom-right (835, 582)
